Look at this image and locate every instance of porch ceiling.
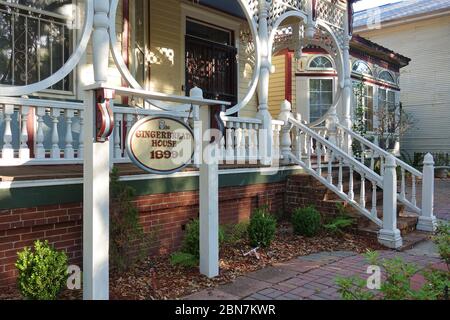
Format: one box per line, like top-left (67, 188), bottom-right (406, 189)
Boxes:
top-left (197, 0), bottom-right (245, 19)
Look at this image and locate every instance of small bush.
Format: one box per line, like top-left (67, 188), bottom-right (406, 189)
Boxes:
top-left (292, 206), bottom-right (321, 237)
top-left (223, 222), bottom-right (249, 244)
top-left (183, 219), bottom-right (225, 258)
top-left (15, 240), bottom-right (68, 300)
top-left (170, 252), bottom-right (198, 268)
top-left (324, 204), bottom-right (355, 235)
top-left (248, 207), bottom-right (277, 248)
top-left (110, 167), bottom-right (156, 272)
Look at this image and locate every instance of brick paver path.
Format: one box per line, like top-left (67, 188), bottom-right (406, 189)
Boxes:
top-left (184, 179), bottom-right (449, 301)
top-left (184, 244), bottom-right (444, 300)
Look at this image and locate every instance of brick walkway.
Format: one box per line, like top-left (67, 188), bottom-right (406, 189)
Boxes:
top-left (184, 243), bottom-right (443, 300)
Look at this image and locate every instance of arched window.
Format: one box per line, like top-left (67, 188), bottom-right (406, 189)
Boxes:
top-left (379, 71), bottom-right (396, 84)
top-left (352, 60), bottom-right (373, 76)
top-left (309, 56), bottom-right (333, 69)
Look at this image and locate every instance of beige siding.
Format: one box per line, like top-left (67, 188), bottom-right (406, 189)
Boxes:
top-left (358, 15), bottom-right (450, 154)
top-left (268, 54), bottom-right (286, 118)
top-left (149, 0), bottom-right (182, 95)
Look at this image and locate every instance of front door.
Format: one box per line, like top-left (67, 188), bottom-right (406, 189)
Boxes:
top-left (185, 19), bottom-right (238, 108)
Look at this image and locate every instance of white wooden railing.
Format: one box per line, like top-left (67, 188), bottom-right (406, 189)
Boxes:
top-left (336, 124), bottom-right (423, 215)
top-left (288, 116), bottom-right (383, 227)
top-left (0, 97), bottom-right (85, 165)
top-left (220, 115), bottom-right (262, 164)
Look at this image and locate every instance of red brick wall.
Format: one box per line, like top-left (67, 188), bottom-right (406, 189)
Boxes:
top-left (0, 182), bottom-right (285, 288)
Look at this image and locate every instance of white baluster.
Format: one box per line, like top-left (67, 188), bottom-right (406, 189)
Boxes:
top-left (371, 181), bottom-right (378, 217)
top-left (78, 110), bottom-right (84, 159)
top-left (51, 108), bottom-right (61, 159)
top-left (327, 149), bottom-right (333, 184)
top-left (235, 122), bottom-right (244, 163)
top-left (338, 157), bottom-right (343, 192)
top-left (226, 121), bottom-right (234, 163)
top-left (35, 107), bottom-right (46, 159)
top-left (370, 151), bottom-right (375, 171)
top-left (349, 165), bottom-right (354, 201)
top-left (248, 123), bottom-right (257, 162)
top-left (64, 109), bottom-right (75, 159)
top-left (272, 124), bottom-right (280, 160)
top-left (306, 133), bottom-right (312, 169)
top-left (400, 168), bottom-right (406, 200)
top-left (19, 106), bottom-right (30, 161)
top-left (360, 172), bottom-right (366, 208)
top-left (380, 156), bottom-right (385, 177)
top-left (360, 141), bottom-right (365, 164)
top-left (2, 105), bottom-right (14, 160)
top-left (316, 141), bottom-right (322, 176)
top-left (114, 113), bottom-right (122, 159)
top-left (411, 175), bottom-right (417, 207)
top-left (125, 115), bottom-right (134, 161)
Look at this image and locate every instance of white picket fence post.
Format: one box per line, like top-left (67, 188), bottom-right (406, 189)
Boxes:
top-left (417, 153), bottom-right (437, 232)
top-left (378, 155), bottom-right (403, 249)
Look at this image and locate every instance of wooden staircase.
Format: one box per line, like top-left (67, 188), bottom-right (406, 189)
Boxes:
top-left (287, 159), bottom-right (421, 240)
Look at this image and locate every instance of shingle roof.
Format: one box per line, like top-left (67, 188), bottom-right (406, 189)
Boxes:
top-left (354, 0), bottom-right (450, 29)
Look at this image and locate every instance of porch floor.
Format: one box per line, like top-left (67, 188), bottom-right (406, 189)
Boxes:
top-left (0, 163), bottom-right (275, 182)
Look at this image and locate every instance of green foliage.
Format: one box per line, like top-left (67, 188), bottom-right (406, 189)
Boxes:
top-left (110, 167), bottom-right (156, 272)
top-left (183, 219), bottom-right (225, 258)
top-left (170, 252), bottom-right (198, 268)
top-left (15, 240), bottom-right (68, 300)
top-left (291, 206), bottom-right (321, 237)
top-left (336, 249), bottom-right (450, 300)
top-left (223, 222), bottom-right (249, 245)
top-left (248, 207), bottom-right (277, 248)
top-left (324, 204), bottom-right (355, 235)
top-left (336, 276), bottom-right (376, 300)
top-left (434, 222), bottom-right (450, 270)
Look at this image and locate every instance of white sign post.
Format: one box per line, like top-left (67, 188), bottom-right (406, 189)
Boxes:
top-left (191, 88), bottom-right (220, 278)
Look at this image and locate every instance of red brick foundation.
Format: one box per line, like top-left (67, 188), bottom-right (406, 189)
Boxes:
top-left (0, 182), bottom-right (285, 288)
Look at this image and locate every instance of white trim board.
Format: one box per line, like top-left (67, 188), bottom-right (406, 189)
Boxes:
top-left (0, 166), bottom-right (305, 190)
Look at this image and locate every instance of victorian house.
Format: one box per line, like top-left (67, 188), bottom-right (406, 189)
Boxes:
top-left (0, 0), bottom-right (438, 297)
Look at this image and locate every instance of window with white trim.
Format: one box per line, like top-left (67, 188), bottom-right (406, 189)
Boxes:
top-left (309, 56), bottom-right (333, 70)
top-left (379, 88), bottom-right (397, 133)
top-left (352, 81), bottom-right (374, 131)
top-left (352, 60), bottom-right (372, 76)
top-left (379, 70), bottom-right (395, 84)
top-left (0, 0), bottom-right (74, 91)
top-left (309, 78), bottom-right (333, 123)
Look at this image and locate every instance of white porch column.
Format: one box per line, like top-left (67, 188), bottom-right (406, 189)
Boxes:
top-left (191, 87), bottom-right (219, 278)
top-left (417, 153), bottom-right (437, 232)
top-left (378, 155), bottom-right (403, 249)
top-left (83, 0), bottom-right (110, 301)
top-left (342, 7), bottom-right (353, 153)
top-left (256, 0), bottom-right (273, 166)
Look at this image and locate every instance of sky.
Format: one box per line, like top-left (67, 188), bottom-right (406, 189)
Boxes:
top-left (353, 0), bottom-right (403, 12)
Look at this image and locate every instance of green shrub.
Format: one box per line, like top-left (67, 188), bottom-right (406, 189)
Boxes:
top-left (324, 204), bottom-right (355, 235)
top-left (248, 207), bottom-right (277, 248)
top-left (183, 219), bottom-right (225, 258)
top-left (434, 222), bottom-right (450, 269)
top-left (336, 250), bottom-right (450, 300)
top-left (292, 206), bottom-right (321, 237)
top-left (15, 240), bottom-right (68, 300)
top-left (223, 222), bottom-right (249, 244)
top-left (110, 167), bottom-right (156, 272)
top-left (170, 252), bottom-right (198, 268)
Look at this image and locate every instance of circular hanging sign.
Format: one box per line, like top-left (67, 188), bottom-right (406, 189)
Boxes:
top-left (126, 117), bottom-right (195, 174)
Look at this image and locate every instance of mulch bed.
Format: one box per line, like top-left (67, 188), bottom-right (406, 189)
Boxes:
top-left (0, 226), bottom-right (384, 300)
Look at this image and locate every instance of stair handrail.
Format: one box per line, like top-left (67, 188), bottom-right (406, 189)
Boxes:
top-left (336, 124), bottom-right (422, 178)
top-left (289, 117), bottom-right (383, 186)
